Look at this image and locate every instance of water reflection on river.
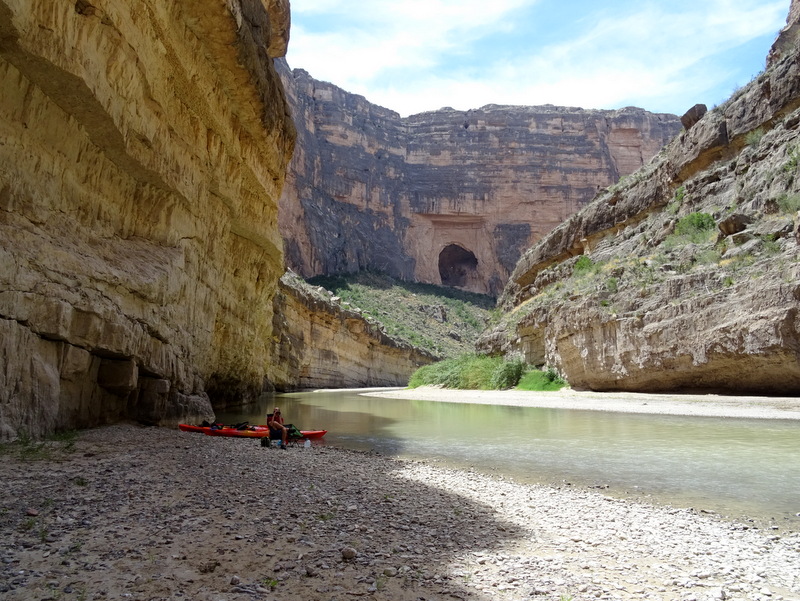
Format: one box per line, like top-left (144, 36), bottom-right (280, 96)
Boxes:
top-left (216, 388), bottom-right (800, 524)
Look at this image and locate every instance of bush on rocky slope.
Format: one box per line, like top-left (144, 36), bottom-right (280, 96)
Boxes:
top-left (306, 271), bottom-right (495, 359)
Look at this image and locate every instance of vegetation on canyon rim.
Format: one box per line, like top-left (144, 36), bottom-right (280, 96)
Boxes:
top-left (307, 271), bottom-right (495, 358)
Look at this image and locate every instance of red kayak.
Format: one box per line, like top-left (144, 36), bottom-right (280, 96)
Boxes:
top-left (178, 423), bottom-right (327, 439)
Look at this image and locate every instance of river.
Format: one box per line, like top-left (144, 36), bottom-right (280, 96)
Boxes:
top-left (216, 388), bottom-right (800, 526)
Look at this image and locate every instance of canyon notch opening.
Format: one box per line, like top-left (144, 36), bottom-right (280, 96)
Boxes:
top-left (438, 244), bottom-right (478, 288)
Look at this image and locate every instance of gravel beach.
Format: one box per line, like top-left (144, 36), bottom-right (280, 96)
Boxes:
top-left (2, 420), bottom-right (798, 601)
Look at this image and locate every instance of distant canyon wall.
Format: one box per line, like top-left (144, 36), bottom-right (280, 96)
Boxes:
top-left (0, 0), bottom-right (295, 439)
top-left (278, 64), bottom-right (682, 296)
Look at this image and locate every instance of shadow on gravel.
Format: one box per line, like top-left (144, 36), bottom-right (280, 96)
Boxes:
top-left (0, 424), bottom-right (526, 601)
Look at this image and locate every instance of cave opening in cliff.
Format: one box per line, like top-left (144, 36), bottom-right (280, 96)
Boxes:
top-left (439, 244), bottom-right (478, 288)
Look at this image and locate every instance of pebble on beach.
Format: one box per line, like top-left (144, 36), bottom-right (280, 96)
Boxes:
top-left (0, 424), bottom-right (798, 601)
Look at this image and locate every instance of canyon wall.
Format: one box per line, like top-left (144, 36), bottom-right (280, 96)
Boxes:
top-left (479, 11), bottom-right (800, 395)
top-left (769, 0), bottom-right (800, 66)
top-left (270, 273), bottom-right (435, 390)
top-left (0, 0), bottom-right (295, 439)
top-left (278, 64), bottom-right (682, 296)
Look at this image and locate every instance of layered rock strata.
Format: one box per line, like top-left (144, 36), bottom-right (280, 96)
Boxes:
top-left (270, 273), bottom-right (435, 390)
top-left (0, 0), bottom-right (295, 439)
top-left (769, 0), bottom-right (800, 66)
top-left (278, 64), bottom-right (681, 296)
top-left (479, 17), bottom-right (800, 394)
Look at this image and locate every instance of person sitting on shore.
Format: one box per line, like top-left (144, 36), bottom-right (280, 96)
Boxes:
top-left (267, 407), bottom-right (288, 449)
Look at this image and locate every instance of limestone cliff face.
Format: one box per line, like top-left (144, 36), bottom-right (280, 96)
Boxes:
top-left (270, 273), bottom-right (435, 390)
top-left (278, 64), bottom-right (681, 296)
top-left (769, 0), bottom-right (800, 66)
top-left (479, 29), bottom-right (800, 394)
top-left (0, 0), bottom-right (295, 439)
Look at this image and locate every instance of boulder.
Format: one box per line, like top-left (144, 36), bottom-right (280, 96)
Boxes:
top-left (717, 213), bottom-right (753, 237)
top-left (680, 103), bottom-right (708, 130)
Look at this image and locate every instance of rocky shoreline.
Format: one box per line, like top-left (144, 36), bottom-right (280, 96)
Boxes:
top-left (1, 423), bottom-right (798, 601)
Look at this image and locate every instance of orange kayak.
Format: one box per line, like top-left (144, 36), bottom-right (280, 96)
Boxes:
top-left (178, 423), bottom-right (327, 439)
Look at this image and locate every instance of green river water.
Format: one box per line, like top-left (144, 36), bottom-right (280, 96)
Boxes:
top-left (216, 389), bottom-right (800, 526)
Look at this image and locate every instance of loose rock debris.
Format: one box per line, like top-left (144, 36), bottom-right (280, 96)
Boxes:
top-left (1, 424), bottom-right (797, 601)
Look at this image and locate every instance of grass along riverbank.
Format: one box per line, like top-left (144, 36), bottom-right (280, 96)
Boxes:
top-left (408, 354), bottom-right (568, 391)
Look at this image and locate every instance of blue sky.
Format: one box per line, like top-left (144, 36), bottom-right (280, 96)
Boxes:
top-left (285, 0), bottom-right (789, 117)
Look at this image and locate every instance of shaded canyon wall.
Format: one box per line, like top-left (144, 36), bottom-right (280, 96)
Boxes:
top-left (270, 273), bottom-right (435, 391)
top-left (278, 64), bottom-right (682, 296)
top-left (0, 0), bottom-right (295, 439)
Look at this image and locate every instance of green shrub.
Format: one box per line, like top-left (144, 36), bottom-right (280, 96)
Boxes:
top-left (674, 212), bottom-right (715, 236)
top-left (408, 363), bottom-right (439, 388)
top-left (667, 186), bottom-right (686, 215)
top-left (489, 358), bottom-right (525, 390)
top-left (777, 193), bottom-right (800, 213)
top-left (409, 355), bottom-right (539, 390)
top-left (429, 356), bottom-right (467, 388)
top-left (761, 235), bottom-right (781, 255)
top-left (408, 354), bottom-right (503, 390)
top-left (516, 367), bottom-right (567, 391)
top-left (573, 255), bottom-right (595, 277)
top-left (605, 277), bottom-right (618, 293)
top-left (745, 127), bottom-right (765, 147)
top-left (784, 146), bottom-right (800, 173)
top-left (456, 355), bottom-right (501, 390)
top-left (664, 212), bottom-right (717, 248)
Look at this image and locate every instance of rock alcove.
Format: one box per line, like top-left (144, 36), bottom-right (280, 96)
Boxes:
top-left (438, 244), bottom-right (478, 288)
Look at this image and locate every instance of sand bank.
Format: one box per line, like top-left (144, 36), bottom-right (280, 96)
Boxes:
top-left (363, 387), bottom-right (800, 420)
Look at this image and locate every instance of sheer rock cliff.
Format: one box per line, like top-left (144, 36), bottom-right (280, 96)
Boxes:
top-left (479, 8), bottom-right (800, 394)
top-left (0, 0), bottom-right (296, 439)
top-left (270, 273), bottom-right (435, 391)
top-left (277, 64), bottom-right (681, 296)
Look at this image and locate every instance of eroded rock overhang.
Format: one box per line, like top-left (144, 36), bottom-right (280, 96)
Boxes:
top-left (0, 0), bottom-right (295, 439)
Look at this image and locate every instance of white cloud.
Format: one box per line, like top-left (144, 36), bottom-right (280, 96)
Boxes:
top-left (287, 0), bottom-right (537, 84)
top-left (286, 0), bottom-right (789, 116)
top-left (510, 1), bottom-right (786, 110)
